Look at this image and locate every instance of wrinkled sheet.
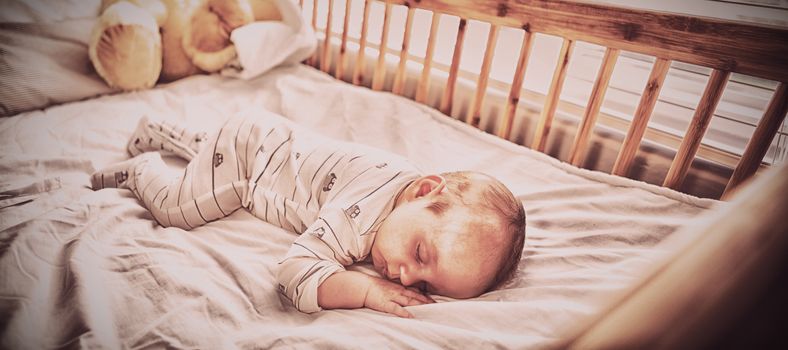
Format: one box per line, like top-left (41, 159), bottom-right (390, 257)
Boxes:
top-left (0, 64), bottom-right (719, 349)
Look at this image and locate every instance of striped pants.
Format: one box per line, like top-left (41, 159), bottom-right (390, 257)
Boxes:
top-left (91, 114), bottom-right (298, 230)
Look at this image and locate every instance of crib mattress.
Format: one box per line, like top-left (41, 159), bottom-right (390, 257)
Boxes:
top-left (0, 64), bottom-right (719, 349)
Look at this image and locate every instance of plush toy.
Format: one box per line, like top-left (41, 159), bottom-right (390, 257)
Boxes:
top-left (89, 0), bottom-right (282, 90)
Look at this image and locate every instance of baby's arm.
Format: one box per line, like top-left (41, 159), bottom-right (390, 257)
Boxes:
top-left (278, 212), bottom-right (433, 317)
top-left (318, 271), bottom-right (433, 318)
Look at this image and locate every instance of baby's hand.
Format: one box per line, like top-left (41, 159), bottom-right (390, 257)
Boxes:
top-left (363, 278), bottom-right (434, 318)
top-left (317, 271), bottom-right (433, 317)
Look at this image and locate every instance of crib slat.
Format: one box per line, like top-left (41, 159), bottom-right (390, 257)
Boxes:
top-left (497, 30), bottom-right (534, 140)
top-left (532, 39), bottom-right (574, 152)
top-left (415, 12), bottom-right (441, 103)
top-left (392, 6), bottom-right (416, 95)
top-left (352, 0), bottom-right (372, 86)
top-left (569, 47), bottom-right (620, 166)
top-left (612, 58), bottom-right (671, 176)
top-left (439, 19), bottom-right (467, 115)
top-left (335, 0), bottom-right (352, 80)
top-left (663, 69), bottom-right (730, 189)
top-left (722, 81), bottom-right (788, 199)
top-left (299, 0), bottom-right (306, 64)
top-left (372, 2), bottom-right (393, 91)
top-left (320, 0), bottom-right (335, 73)
top-left (465, 24), bottom-right (500, 126)
top-left (308, 0), bottom-right (320, 66)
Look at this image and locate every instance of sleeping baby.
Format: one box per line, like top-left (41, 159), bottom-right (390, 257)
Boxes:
top-left (90, 110), bottom-right (526, 318)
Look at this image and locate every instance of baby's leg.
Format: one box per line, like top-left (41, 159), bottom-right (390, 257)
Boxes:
top-left (90, 153), bottom-right (194, 228)
top-left (92, 117), bottom-right (254, 229)
top-left (127, 116), bottom-right (209, 161)
top-left (90, 153), bottom-right (154, 189)
top-left (90, 153), bottom-right (186, 221)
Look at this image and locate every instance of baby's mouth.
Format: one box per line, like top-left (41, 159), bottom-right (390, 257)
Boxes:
top-left (380, 261), bottom-right (396, 281)
top-left (372, 252), bottom-right (388, 278)
top-left (372, 252), bottom-right (399, 281)
top-left (381, 263), bottom-right (392, 280)
top-left (382, 265), bottom-right (398, 281)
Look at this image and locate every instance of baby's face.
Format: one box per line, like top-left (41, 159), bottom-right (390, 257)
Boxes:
top-left (370, 199), bottom-right (499, 298)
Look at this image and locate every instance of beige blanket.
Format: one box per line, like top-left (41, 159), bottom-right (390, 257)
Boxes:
top-left (0, 64), bottom-right (719, 349)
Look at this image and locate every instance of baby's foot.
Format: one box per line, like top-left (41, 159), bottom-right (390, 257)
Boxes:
top-left (90, 153), bottom-right (156, 190)
top-left (127, 116), bottom-right (208, 161)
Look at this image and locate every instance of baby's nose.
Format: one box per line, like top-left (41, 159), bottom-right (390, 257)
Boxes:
top-left (398, 266), bottom-right (416, 286)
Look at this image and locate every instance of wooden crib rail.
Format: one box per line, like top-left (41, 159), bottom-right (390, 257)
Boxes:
top-left (305, 0), bottom-right (788, 199)
top-left (382, 0), bottom-right (788, 83)
top-left (351, 0), bottom-right (372, 85)
top-left (371, 2), bottom-right (393, 90)
top-left (663, 69), bottom-right (731, 190)
top-left (497, 29), bottom-right (533, 140)
top-left (465, 24), bottom-right (500, 126)
top-left (392, 6), bottom-right (415, 94)
top-left (567, 47), bottom-right (620, 167)
top-left (439, 18), bottom-right (467, 115)
top-left (611, 57), bottom-right (671, 177)
top-left (415, 11), bottom-right (441, 103)
top-left (531, 38), bottom-right (573, 152)
top-left (723, 82), bottom-right (788, 199)
top-left (320, 0), bottom-right (335, 73)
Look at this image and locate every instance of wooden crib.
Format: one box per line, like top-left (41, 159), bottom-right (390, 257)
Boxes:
top-left (300, 0), bottom-right (788, 200)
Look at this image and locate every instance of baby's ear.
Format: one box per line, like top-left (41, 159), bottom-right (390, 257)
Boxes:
top-left (413, 175), bottom-right (446, 198)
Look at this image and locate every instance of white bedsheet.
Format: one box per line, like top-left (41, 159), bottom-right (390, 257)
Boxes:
top-left (0, 64), bottom-right (719, 349)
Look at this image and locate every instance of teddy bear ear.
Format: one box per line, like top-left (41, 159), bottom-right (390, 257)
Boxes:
top-left (89, 2), bottom-right (162, 90)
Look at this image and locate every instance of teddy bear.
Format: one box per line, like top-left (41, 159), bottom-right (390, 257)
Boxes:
top-left (88, 0), bottom-right (282, 90)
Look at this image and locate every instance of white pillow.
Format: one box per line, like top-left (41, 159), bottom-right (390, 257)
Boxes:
top-left (0, 0), bottom-right (101, 23)
top-left (0, 19), bottom-right (116, 117)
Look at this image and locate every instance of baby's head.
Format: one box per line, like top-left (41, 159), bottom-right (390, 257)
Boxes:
top-left (371, 170), bottom-right (526, 298)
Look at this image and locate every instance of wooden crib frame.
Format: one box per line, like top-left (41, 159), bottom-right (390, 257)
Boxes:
top-left (300, 0), bottom-right (788, 200)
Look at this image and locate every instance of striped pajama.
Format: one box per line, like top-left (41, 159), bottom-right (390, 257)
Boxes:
top-left (94, 111), bottom-right (421, 313)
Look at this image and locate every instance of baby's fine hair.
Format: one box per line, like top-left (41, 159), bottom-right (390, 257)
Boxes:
top-left (438, 171), bottom-right (526, 292)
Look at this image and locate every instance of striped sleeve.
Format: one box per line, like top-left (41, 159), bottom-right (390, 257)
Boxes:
top-left (276, 209), bottom-right (358, 313)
